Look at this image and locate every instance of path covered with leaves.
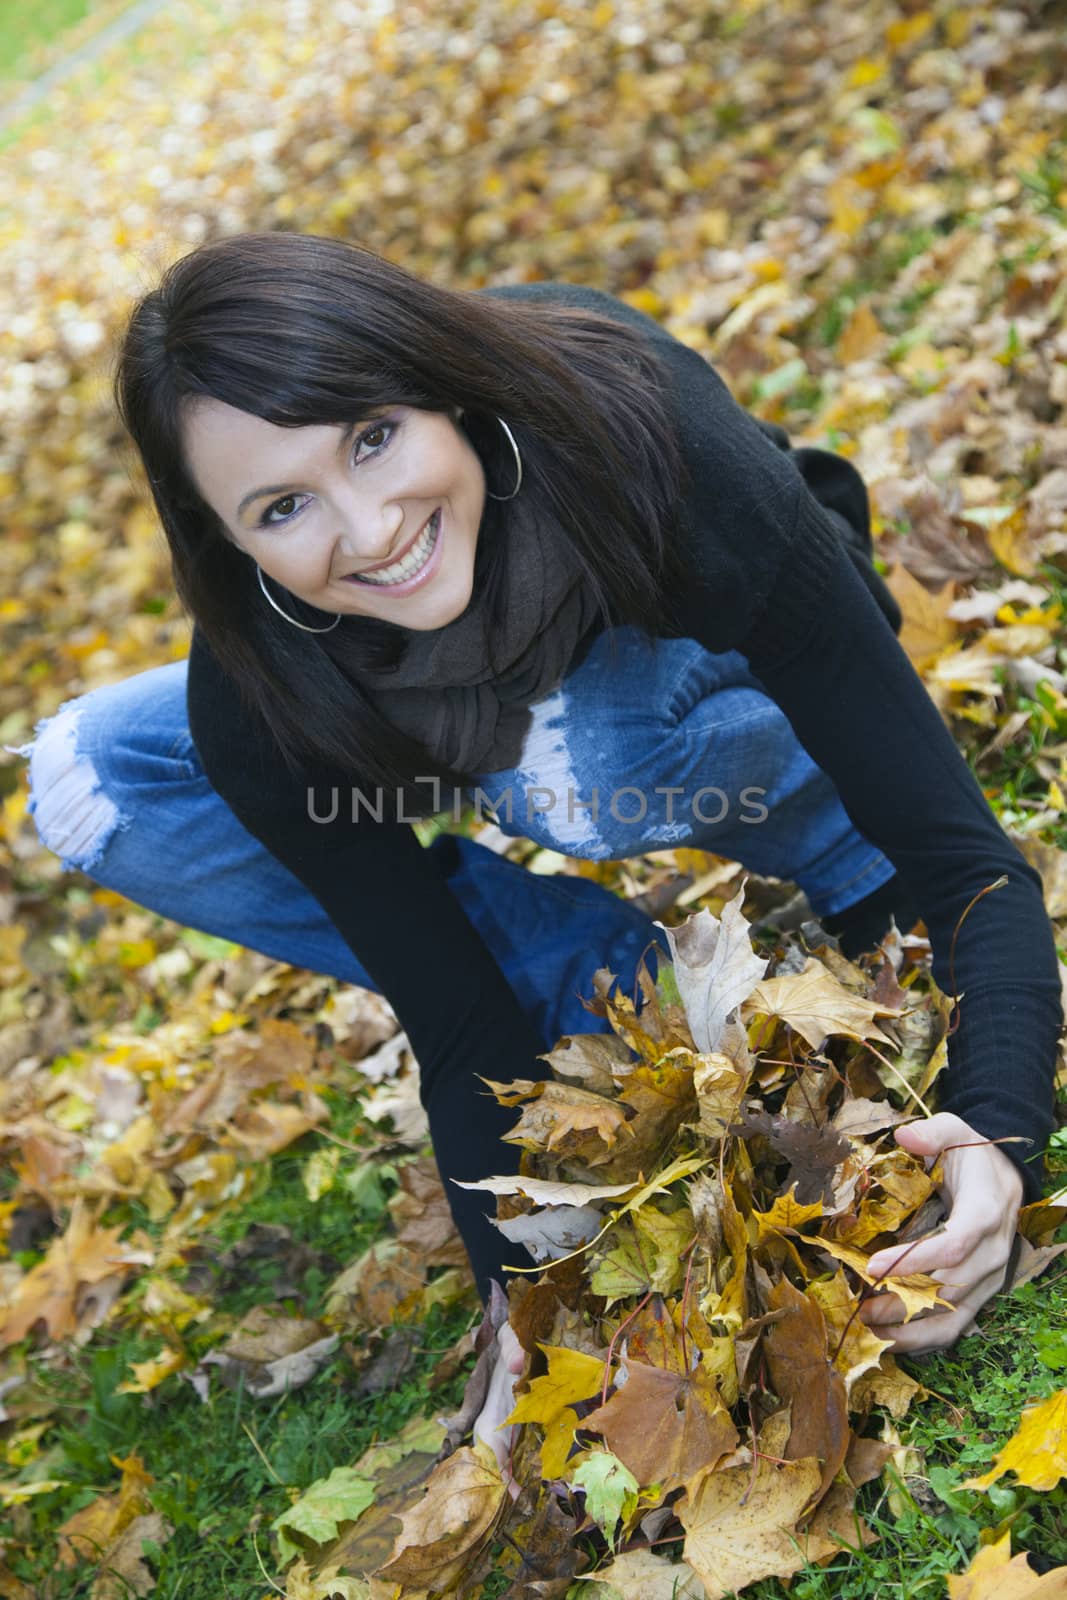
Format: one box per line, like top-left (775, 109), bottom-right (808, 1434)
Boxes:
top-left (1, 1), bottom-right (1067, 1596)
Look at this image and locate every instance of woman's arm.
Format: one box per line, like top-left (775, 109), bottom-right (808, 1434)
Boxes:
top-left (186, 631), bottom-right (552, 1300)
top-left (732, 509), bottom-right (1063, 1199)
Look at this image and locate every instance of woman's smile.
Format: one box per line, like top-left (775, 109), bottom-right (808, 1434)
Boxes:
top-left (343, 505), bottom-right (443, 592)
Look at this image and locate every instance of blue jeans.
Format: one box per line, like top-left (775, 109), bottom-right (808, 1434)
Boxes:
top-left (17, 627), bottom-right (894, 1051)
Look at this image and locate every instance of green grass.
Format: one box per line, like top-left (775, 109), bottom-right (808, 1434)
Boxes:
top-left (11, 1095), bottom-right (482, 1598)
top-left (0, 0), bottom-right (231, 155)
top-left (0, 0), bottom-right (120, 85)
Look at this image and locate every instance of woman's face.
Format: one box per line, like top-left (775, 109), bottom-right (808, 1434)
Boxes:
top-left (181, 399), bottom-right (487, 630)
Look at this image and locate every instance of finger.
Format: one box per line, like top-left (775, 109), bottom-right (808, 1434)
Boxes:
top-left (867, 1224), bottom-right (989, 1282)
top-left (877, 1301), bottom-right (980, 1355)
top-left (877, 1265), bottom-right (1004, 1354)
top-left (859, 1290), bottom-right (907, 1326)
top-left (892, 1112), bottom-right (969, 1155)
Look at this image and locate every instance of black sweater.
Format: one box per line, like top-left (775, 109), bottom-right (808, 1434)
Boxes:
top-left (187, 282), bottom-right (1064, 1295)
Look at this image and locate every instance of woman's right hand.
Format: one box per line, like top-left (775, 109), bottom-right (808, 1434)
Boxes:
top-left (472, 1319), bottom-right (526, 1493)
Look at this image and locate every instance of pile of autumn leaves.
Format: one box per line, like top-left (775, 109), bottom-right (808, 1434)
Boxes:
top-left (337, 879), bottom-right (1060, 1600)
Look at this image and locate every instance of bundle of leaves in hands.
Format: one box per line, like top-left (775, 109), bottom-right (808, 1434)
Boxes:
top-left (444, 879), bottom-right (965, 1596)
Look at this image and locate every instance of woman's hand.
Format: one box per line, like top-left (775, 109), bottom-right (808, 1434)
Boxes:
top-left (472, 1319), bottom-right (526, 1493)
top-left (858, 1112), bottom-right (1024, 1355)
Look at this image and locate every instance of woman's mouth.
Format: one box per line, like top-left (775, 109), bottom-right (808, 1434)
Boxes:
top-left (343, 507), bottom-right (443, 591)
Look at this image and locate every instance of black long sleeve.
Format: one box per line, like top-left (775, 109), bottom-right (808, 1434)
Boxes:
top-left (187, 635), bottom-right (555, 1298)
top-left (738, 497), bottom-right (1063, 1200)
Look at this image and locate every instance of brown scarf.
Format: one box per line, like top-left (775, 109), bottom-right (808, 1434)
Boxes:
top-left (352, 501), bottom-right (602, 776)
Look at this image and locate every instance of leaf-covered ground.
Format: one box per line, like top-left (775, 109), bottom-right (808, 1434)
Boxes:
top-left (1, 1), bottom-right (1067, 1596)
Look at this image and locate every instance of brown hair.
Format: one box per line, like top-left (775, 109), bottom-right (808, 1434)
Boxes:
top-left (113, 232), bottom-right (689, 812)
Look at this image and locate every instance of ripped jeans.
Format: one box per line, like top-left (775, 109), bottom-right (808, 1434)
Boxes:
top-left (16, 627), bottom-right (895, 1051)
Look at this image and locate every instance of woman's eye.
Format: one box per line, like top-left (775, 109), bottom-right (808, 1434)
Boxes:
top-left (259, 420), bottom-right (395, 527)
top-left (359, 422), bottom-right (389, 453)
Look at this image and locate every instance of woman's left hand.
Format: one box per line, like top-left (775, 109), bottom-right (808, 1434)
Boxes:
top-left (858, 1111), bottom-right (1024, 1355)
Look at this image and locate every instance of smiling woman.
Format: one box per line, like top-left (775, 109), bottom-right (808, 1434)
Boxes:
top-left (18, 233), bottom-right (1065, 1394)
top-left (181, 401), bottom-right (483, 630)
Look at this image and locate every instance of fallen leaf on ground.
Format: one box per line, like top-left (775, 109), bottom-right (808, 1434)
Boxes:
top-left (583, 1351), bottom-right (740, 1493)
top-left (947, 1528), bottom-right (1067, 1597)
top-left (679, 1448), bottom-right (835, 1597)
top-left (375, 1443), bottom-right (507, 1591)
top-left (962, 1389), bottom-right (1067, 1493)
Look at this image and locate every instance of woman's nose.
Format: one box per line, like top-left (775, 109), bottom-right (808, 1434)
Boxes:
top-left (337, 507), bottom-right (406, 566)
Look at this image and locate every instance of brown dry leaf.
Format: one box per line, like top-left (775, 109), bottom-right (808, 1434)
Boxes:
top-left (389, 1156), bottom-right (468, 1268)
top-left (615, 1054), bottom-right (697, 1156)
top-left (542, 1034), bottom-right (635, 1096)
top-left (871, 1147), bottom-right (937, 1211)
top-left (162, 1018), bottom-right (315, 1135)
top-left (198, 1304), bottom-right (339, 1398)
top-left (962, 1390), bottom-right (1067, 1493)
top-left (870, 477), bottom-right (996, 587)
top-left (583, 1353), bottom-right (740, 1493)
top-left (225, 1098), bottom-right (325, 1160)
top-left (763, 1275), bottom-right (851, 1502)
top-left (825, 1190), bottom-right (931, 1250)
top-left (742, 957), bottom-right (905, 1051)
top-left (320, 1419), bottom-right (447, 1587)
top-left (324, 1238), bottom-right (427, 1331)
top-left (580, 1547), bottom-right (705, 1598)
top-left (1011, 836), bottom-right (1067, 920)
top-left (375, 1443), bottom-right (506, 1591)
top-left (832, 1097), bottom-right (912, 1139)
top-left (56, 1452), bottom-right (156, 1568)
top-left (1017, 1193), bottom-right (1067, 1246)
top-left (850, 1356), bottom-right (923, 1421)
top-left (836, 301), bottom-right (886, 364)
top-left (89, 1511), bottom-right (174, 1600)
top-left (0, 1196), bottom-right (153, 1347)
top-left (691, 1052), bottom-right (750, 1139)
top-left (730, 1106), bottom-right (852, 1206)
top-left (502, 1080), bottom-right (635, 1166)
top-left (490, 1493), bottom-right (584, 1597)
top-left (679, 1448), bottom-right (836, 1597)
top-left (885, 563), bottom-right (958, 671)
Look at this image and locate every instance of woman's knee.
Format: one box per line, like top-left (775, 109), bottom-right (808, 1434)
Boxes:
top-left (14, 661), bottom-right (194, 874)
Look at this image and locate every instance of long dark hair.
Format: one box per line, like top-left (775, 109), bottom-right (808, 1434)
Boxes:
top-left (113, 232), bottom-right (690, 813)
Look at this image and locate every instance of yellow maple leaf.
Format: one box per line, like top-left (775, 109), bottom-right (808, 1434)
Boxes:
top-left (742, 957), bottom-right (905, 1051)
top-left (885, 563), bottom-right (958, 672)
top-left (751, 1189), bottom-right (824, 1240)
top-left (815, 1236), bottom-right (952, 1320)
top-left (962, 1390), bottom-right (1067, 1493)
top-left (946, 1528), bottom-right (1067, 1597)
top-left (505, 1344), bottom-right (608, 1432)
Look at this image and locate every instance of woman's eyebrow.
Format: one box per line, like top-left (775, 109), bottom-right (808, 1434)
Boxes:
top-left (235, 421), bottom-right (362, 519)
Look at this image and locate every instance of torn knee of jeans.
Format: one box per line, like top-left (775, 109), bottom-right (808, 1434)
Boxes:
top-left (22, 703), bottom-right (130, 872)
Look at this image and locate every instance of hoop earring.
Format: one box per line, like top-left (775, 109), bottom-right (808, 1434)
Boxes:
top-left (257, 565), bottom-right (341, 633)
top-left (484, 415), bottom-right (523, 501)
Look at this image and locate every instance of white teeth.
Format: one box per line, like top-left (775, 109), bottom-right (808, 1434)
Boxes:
top-left (357, 510), bottom-right (440, 586)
